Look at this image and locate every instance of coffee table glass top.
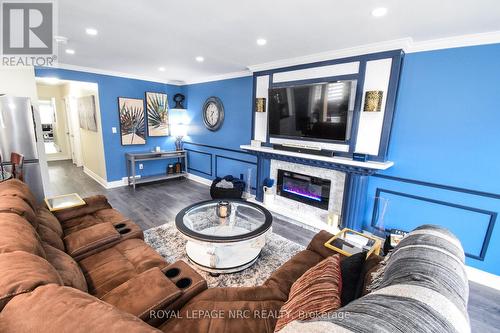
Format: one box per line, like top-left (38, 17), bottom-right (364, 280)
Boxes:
top-left (45, 193), bottom-right (86, 212)
top-left (176, 200), bottom-right (272, 242)
top-left (0, 170), bottom-right (12, 182)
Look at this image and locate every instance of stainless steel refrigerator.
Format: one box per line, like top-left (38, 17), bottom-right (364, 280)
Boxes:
top-left (0, 95), bottom-right (45, 201)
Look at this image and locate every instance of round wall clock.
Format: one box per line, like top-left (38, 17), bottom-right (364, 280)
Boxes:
top-left (202, 97), bottom-right (224, 131)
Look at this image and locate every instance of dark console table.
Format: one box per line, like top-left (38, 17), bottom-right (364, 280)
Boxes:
top-left (126, 150), bottom-right (187, 189)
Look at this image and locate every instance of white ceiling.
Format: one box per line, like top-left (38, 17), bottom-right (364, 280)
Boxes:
top-left (56, 0), bottom-right (500, 83)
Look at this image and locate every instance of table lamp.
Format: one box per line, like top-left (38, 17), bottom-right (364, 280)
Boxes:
top-left (171, 123), bottom-right (187, 151)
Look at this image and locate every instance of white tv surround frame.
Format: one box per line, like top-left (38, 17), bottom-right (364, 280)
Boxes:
top-left (253, 52), bottom-right (399, 159)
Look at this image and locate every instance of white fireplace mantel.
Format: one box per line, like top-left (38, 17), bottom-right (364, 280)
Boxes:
top-left (240, 145), bottom-right (394, 174)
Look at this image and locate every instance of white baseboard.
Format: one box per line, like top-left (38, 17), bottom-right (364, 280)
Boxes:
top-left (106, 175), bottom-right (141, 189)
top-left (186, 173), bottom-right (212, 186)
top-left (465, 265), bottom-right (500, 291)
top-left (107, 173), bottom-right (212, 189)
top-left (83, 167), bottom-right (108, 189)
top-left (46, 154), bottom-right (70, 162)
top-left (106, 179), bottom-right (126, 189)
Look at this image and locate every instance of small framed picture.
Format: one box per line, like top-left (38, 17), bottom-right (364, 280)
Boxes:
top-left (255, 98), bottom-right (266, 113)
top-left (363, 91), bottom-right (384, 112)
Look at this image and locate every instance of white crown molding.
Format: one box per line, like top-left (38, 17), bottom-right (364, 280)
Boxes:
top-left (247, 31), bottom-right (500, 73)
top-left (46, 31), bottom-right (500, 86)
top-left (185, 70), bottom-right (252, 85)
top-left (247, 38), bottom-right (413, 72)
top-left (407, 30), bottom-right (500, 53)
top-left (54, 63), bottom-right (185, 86)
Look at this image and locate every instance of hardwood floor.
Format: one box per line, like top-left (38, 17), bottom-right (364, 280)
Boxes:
top-left (47, 160), bottom-right (500, 333)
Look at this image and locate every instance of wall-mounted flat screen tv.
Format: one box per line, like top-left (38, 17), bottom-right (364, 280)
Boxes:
top-left (268, 80), bottom-right (357, 143)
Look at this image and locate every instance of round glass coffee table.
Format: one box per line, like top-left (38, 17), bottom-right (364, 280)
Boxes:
top-left (175, 199), bottom-right (272, 275)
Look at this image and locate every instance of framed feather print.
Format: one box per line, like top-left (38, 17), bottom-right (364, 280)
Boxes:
top-left (118, 97), bottom-right (146, 145)
top-left (146, 92), bottom-right (169, 136)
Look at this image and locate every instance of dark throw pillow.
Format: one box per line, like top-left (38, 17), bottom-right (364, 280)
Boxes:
top-left (356, 254), bottom-right (384, 297)
top-left (340, 252), bottom-right (366, 306)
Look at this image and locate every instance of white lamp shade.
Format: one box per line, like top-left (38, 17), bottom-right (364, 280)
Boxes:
top-left (171, 123), bottom-right (187, 137)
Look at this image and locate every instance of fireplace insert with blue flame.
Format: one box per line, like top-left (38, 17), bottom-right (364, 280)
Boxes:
top-left (277, 169), bottom-right (331, 210)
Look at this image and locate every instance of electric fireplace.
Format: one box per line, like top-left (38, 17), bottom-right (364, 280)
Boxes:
top-left (276, 169), bottom-right (331, 210)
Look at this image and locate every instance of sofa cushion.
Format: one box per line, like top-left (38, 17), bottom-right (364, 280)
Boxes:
top-left (42, 243), bottom-right (88, 292)
top-left (101, 267), bottom-right (182, 320)
top-left (305, 230), bottom-right (336, 259)
top-left (54, 194), bottom-right (112, 223)
top-left (274, 255), bottom-right (342, 332)
top-left (0, 212), bottom-right (46, 258)
top-left (189, 286), bottom-right (287, 303)
top-left (340, 251), bottom-right (365, 306)
top-left (0, 284), bottom-right (162, 333)
top-left (79, 238), bottom-right (168, 298)
top-left (63, 208), bottom-right (130, 235)
top-left (64, 222), bottom-right (121, 259)
top-left (36, 206), bottom-right (63, 237)
top-left (0, 196), bottom-right (37, 227)
top-left (37, 223), bottom-right (65, 252)
top-left (264, 250), bottom-right (324, 298)
top-left (0, 251), bottom-right (63, 310)
top-left (0, 179), bottom-right (37, 210)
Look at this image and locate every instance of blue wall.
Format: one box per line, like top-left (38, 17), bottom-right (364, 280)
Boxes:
top-left (35, 68), bottom-right (184, 181)
top-left (183, 76), bottom-right (257, 189)
top-left (363, 44), bottom-right (500, 274)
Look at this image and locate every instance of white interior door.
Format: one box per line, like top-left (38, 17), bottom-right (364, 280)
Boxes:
top-left (63, 96), bottom-right (83, 166)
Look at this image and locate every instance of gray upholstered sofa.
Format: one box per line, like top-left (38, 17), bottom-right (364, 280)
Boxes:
top-left (281, 225), bottom-right (470, 333)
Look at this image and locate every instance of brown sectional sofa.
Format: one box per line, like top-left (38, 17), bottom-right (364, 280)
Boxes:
top-left (0, 179), bottom-right (468, 333)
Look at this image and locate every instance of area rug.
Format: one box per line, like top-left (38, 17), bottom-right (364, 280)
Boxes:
top-left (144, 223), bottom-right (305, 288)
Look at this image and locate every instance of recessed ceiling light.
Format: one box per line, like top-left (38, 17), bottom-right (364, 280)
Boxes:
top-left (158, 67), bottom-right (166, 72)
top-left (256, 38), bottom-right (267, 46)
top-left (371, 7), bottom-right (388, 17)
top-left (65, 49), bottom-right (75, 55)
top-left (54, 35), bottom-right (68, 44)
top-left (85, 28), bottom-right (98, 36)
top-left (195, 56), bottom-right (204, 62)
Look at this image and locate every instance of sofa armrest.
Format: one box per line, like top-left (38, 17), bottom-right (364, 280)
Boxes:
top-left (101, 267), bottom-right (182, 322)
top-left (63, 222), bottom-right (121, 260)
top-left (306, 230), bottom-right (337, 258)
top-left (53, 195), bottom-right (111, 222)
top-left (0, 284), bottom-right (162, 333)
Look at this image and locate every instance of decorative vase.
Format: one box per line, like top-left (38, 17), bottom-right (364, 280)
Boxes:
top-left (263, 186), bottom-right (274, 206)
top-left (175, 138), bottom-right (183, 151)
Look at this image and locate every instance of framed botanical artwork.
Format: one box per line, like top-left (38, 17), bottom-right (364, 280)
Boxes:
top-left (146, 92), bottom-right (169, 136)
top-left (118, 97), bottom-right (146, 145)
